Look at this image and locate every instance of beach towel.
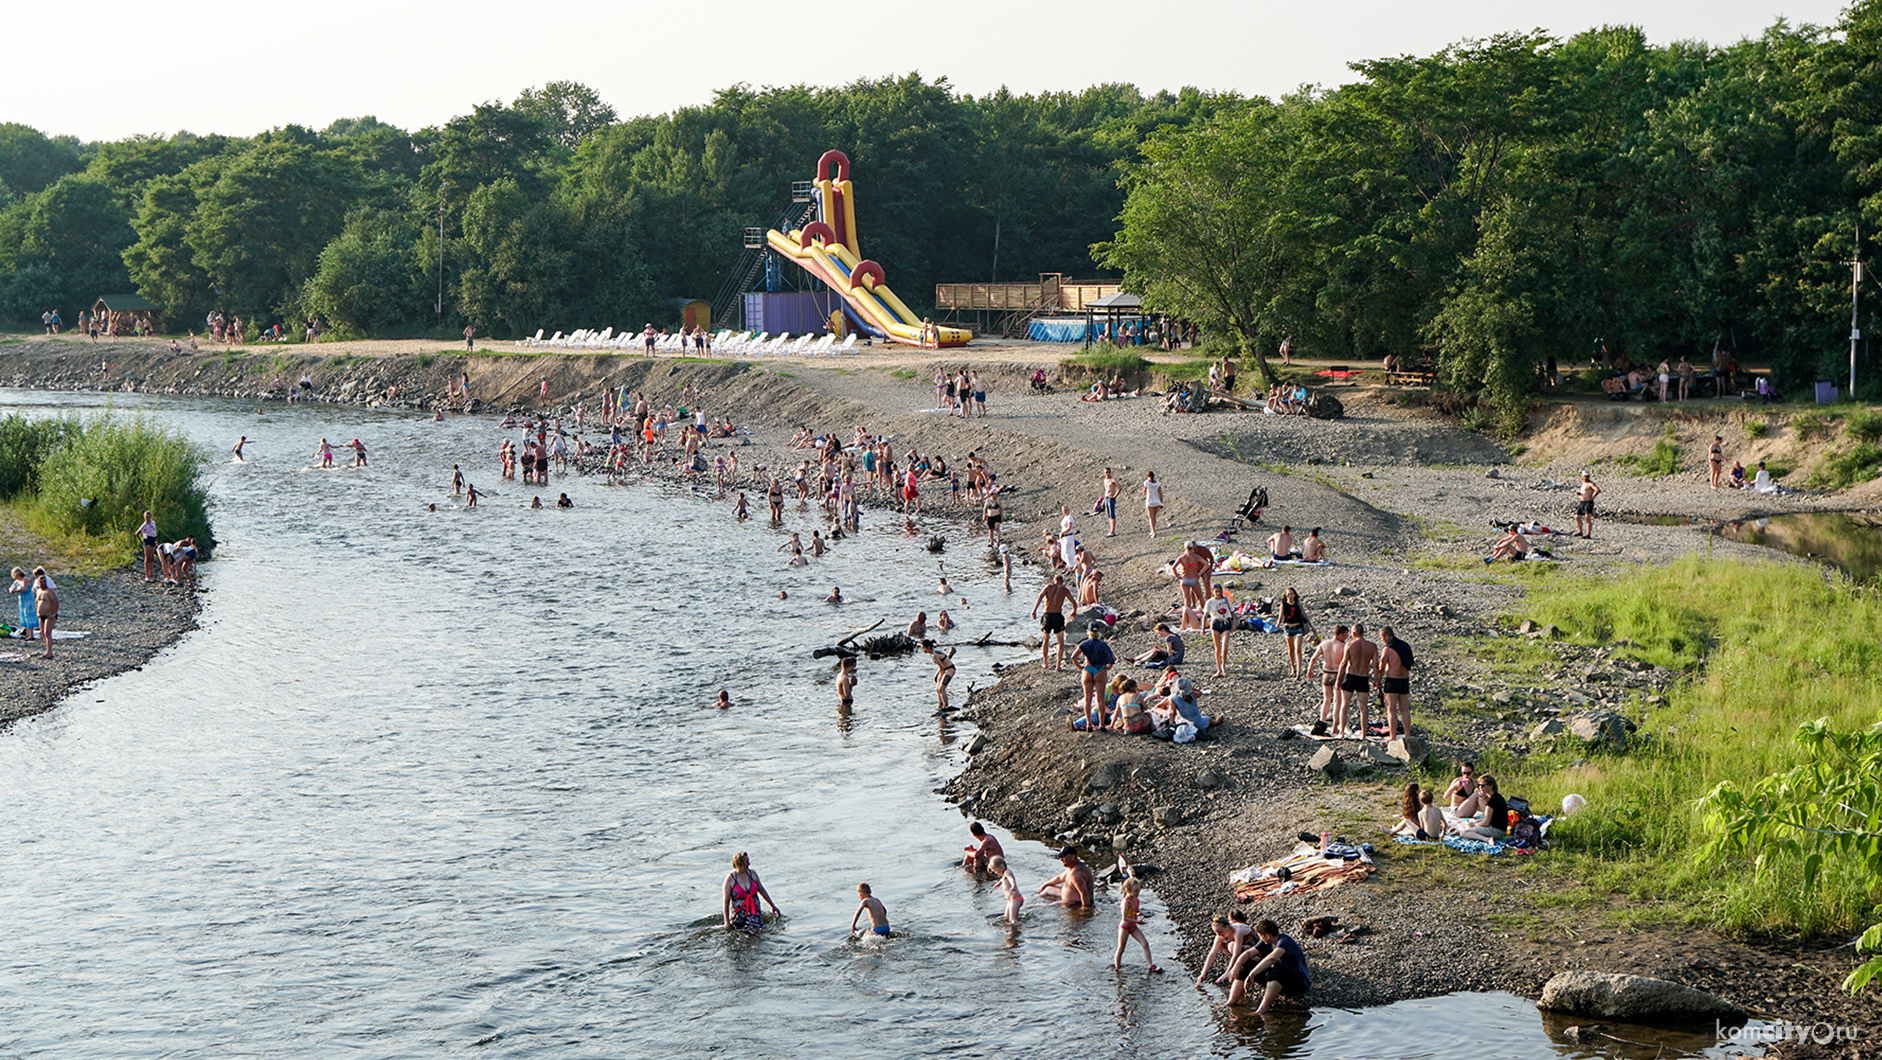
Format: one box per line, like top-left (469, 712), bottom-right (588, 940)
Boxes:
top-left (1442, 835), bottom-right (1511, 855)
top-left (1229, 845), bottom-right (1375, 903)
top-left (1392, 835), bottom-right (1443, 846)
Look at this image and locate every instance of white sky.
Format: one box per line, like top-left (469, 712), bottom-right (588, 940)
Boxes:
top-left (7, 0), bottom-right (1855, 142)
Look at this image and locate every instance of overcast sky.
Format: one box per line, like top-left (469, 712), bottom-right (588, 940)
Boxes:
top-left (9, 0), bottom-right (1855, 142)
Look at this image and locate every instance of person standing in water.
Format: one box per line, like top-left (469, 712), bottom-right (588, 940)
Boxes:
top-left (923, 639), bottom-right (957, 711)
top-left (989, 855), bottom-right (1023, 924)
top-left (836, 656), bottom-right (855, 713)
top-left (1112, 876), bottom-right (1160, 971)
top-left (348, 439), bottom-right (368, 467)
top-left (723, 851), bottom-right (782, 933)
top-left (231, 436), bottom-right (248, 462)
top-left (452, 465), bottom-right (465, 497)
top-left (315, 439), bottom-right (334, 468)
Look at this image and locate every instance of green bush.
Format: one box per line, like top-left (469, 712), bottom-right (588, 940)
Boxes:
top-left (1460, 406), bottom-right (1490, 432)
top-left (1845, 409), bottom-right (1882, 444)
top-left (1791, 410), bottom-right (1830, 440)
top-left (1618, 438), bottom-right (1680, 476)
top-left (1745, 419), bottom-right (1769, 439)
top-left (0, 415), bottom-right (80, 498)
top-left (24, 416), bottom-right (213, 561)
top-left (1812, 443), bottom-right (1882, 490)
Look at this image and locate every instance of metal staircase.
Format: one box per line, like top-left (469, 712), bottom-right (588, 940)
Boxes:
top-left (709, 189), bottom-right (819, 331)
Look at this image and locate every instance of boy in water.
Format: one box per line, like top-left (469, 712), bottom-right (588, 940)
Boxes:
top-left (989, 855), bottom-right (1023, 924)
top-left (850, 883), bottom-right (891, 937)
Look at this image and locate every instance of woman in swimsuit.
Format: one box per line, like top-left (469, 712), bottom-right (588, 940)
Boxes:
top-left (923, 639), bottom-right (957, 711)
top-left (983, 490), bottom-right (1003, 547)
top-left (1112, 876), bottom-right (1159, 971)
top-left (1204, 584), bottom-right (1234, 677)
top-left (32, 573), bottom-right (58, 659)
top-left (138, 511), bottom-right (159, 582)
top-left (722, 851), bottom-right (782, 933)
top-left (1142, 471), bottom-right (1164, 538)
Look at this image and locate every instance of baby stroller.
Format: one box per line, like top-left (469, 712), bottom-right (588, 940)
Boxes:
top-left (1225, 485), bottom-right (1268, 535)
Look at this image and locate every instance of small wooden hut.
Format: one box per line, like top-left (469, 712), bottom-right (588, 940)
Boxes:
top-left (91, 294), bottom-right (162, 336)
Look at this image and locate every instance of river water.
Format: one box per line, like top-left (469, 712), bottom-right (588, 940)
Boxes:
top-left (0, 389), bottom-right (1764, 1059)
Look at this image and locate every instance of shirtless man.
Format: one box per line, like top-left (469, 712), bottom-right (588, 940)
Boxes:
top-left (1037, 846), bottom-right (1094, 908)
top-left (1708, 436), bottom-right (1725, 489)
top-left (1379, 625), bottom-right (1413, 741)
top-left (962, 821), bottom-right (1005, 873)
top-left (1337, 624), bottom-right (1381, 741)
top-left (451, 464), bottom-right (464, 497)
top-left (1575, 472), bottom-right (1601, 539)
top-left (232, 436), bottom-right (248, 462)
top-left (1267, 525), bottom-right (1296, 561)
top-left (1032, 574), bottom-right (1074, 671)
top-left (1301, 528), bottom-right (1326, 562)
top-left (1488, 528), bottom-right (1529, 563)
top-left (1187, 539), bottom-right (1215, 599)
top-left (1308, 625), bottom-right (1348, 728)
top-left (1100, 468), bottom-right (1121, 537)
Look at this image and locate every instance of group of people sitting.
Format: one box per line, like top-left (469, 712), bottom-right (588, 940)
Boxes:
top-left (1081, 375), bottom-right (1140, 402)
top-left (1071, 664), bottom-right (1223, 740)
top-left (1263, 382), bottom-right (1311, 415)
top-left (1386, 765), bottom-right (1511, 845)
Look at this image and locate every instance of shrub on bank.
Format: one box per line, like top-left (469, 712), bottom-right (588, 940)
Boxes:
top-left (0, 415), bottom-right (80, 497)
top-left (1492, 556), bottom-right (1880, 944)
top-left (5, 414), bottom-right (213, 563)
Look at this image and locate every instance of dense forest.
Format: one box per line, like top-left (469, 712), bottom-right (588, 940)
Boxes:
top-left (7, 1), bottom-right (1882, 421)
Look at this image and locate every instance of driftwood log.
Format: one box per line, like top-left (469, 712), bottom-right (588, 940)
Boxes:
top-left (811, 620), bottom-right (1027, 659)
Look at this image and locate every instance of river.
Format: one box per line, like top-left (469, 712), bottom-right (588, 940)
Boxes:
top-left (0, 390), bottom-right (1763, 1059)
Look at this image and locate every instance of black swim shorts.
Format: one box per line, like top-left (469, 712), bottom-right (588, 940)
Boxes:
top-left (1339, 674), bottom-right (1371, 694)
top-left (1041, 612), bottom-right (1065, 633)
top-left (1211, 618), bottom-right (1233, 633)
top-left (1576, 500), bottom-right (1595, 515)
top-left (1251, 963), bottom-right (1308, 997)
top-left (1381, 676), bottom-right (1411, 695)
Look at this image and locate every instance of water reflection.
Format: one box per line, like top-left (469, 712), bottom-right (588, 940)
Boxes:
top-left (1718, 511), bottom-right (1882, 581)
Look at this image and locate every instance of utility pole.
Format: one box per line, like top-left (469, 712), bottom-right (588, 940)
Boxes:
top-left (1851, 218), bottom-right (1862, 399)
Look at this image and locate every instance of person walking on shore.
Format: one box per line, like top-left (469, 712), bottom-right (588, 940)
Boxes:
top-left (1142, 471), bottom-right (1164, 538)
top-left (463, 324), bottom-right (475, 351)
top-left (1575, 472), bottom-right (1601, 539)
top-left (1280, 588), bottom-right (1309, 677)
top-left (1032, 574), bottom-right (1074, 671)
top-left (1100, 468), bottom-right (1121, 537)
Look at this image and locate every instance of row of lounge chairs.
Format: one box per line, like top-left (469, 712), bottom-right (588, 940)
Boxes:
top-left (514, 328), bottom-right (862, 357)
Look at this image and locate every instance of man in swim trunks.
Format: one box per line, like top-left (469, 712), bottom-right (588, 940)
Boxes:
top-left (1267, 525), bottom-right (1297, 561)
top-left (1308, 625), bottom-right (1348, 729)
top-left (962, 821), bottom-right (1004, 873)
top-left (1337, 624), bottom-right (1380, 741)
top-left (1037, 846), bottom-right (1094, 908)
top-left (1379, 625), bottom-right (1413, 741)
top-left (1033, 574), bottom-right (1074, 671)
top-left (1574, 472), bottom-right (1600, 538)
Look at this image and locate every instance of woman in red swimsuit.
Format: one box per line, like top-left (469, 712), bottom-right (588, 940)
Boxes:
top-left (723, 851), bottom-right (782, 933)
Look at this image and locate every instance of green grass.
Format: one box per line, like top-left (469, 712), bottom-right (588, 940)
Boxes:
top-left (1616, 438), bottom-right (1681, 477)
top-left (1488, 556), bottom-right (1882, 941)
top-left (1790, 410), bottom-right (1831, 440)
top-left (1745, 419), bottom-right (1770, 440)
top-left (7, 414), bottom-right (213, 564)
top-left (889, 368), bottom-right (917, 379)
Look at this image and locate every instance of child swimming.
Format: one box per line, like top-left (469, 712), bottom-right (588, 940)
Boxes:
top-left (851, 883), bottom-right (891, 937)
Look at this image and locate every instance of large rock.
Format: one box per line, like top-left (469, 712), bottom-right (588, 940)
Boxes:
top-left (1385, 735), bottom-right (1428, 767)
top-left (1307, 392), bottom-right (1344, 419)
top-left (1086, 762), bottom-right (1124, 791)
top-left (1567, 711), bottom-right (1636, 752)
top-left (1531, 718), bottom-right (1567, 740)
top-left (1536, 971), bottom-right (1746, 1025)
top-left (1307, 747), bottom-right (1345, 779)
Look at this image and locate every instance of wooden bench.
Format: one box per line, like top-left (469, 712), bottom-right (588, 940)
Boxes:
top-left (1385, 370), bottom-right (1436, 388)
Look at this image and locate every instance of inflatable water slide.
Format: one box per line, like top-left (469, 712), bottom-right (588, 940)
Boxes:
top-left (765, 151), bottom-right (971, 348)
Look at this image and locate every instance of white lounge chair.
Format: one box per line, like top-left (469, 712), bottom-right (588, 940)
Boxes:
top-left (835, 334), bottom-right (858, 354)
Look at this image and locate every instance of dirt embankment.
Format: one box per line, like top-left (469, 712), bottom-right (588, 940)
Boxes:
top-left (4, 334), bottom-right (1872, 1042)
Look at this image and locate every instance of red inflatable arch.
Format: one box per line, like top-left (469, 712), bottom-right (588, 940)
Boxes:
top-left (798, 221), bottom-right (837, 248)
top-left (848, 260), bottom-right (886, 290)
top-left (817, 150), bottom-right (851, 184)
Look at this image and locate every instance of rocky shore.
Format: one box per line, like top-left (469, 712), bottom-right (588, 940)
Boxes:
top-left (2, 332), bottom-right (1873, 1051)
top-left (0, 566), bottom-right (201, 725)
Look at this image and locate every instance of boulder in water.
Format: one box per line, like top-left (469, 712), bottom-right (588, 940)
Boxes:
top-left (1536, 971), bottom-right (1745, 1024)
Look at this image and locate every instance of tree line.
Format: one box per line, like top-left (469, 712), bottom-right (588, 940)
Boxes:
top-left (0, 77), bottom-right (1214, 342)
top-left (5, 1), bottom-right (1882, 429)
top-left (1103, 3), bottom-right (1882, 426)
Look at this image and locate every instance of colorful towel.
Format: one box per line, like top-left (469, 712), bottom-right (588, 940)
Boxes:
top-left (1442, 834), bottom-right (1511, 855)
top-left (1392, 836), bottom-right (1443, 846)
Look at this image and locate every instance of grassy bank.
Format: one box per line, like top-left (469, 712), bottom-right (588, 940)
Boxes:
top-left (0, 414), bottom-right (212, 567)
top-left (1475, 556), bottom-right (1880, 941)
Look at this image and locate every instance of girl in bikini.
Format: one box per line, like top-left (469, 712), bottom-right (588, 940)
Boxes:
top-left (1112, 876), bottom-right (1159, 971)
top-left (722, 851), bottom-right (781, 933)
top-left (923, 639), bottom-right (957, 710)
